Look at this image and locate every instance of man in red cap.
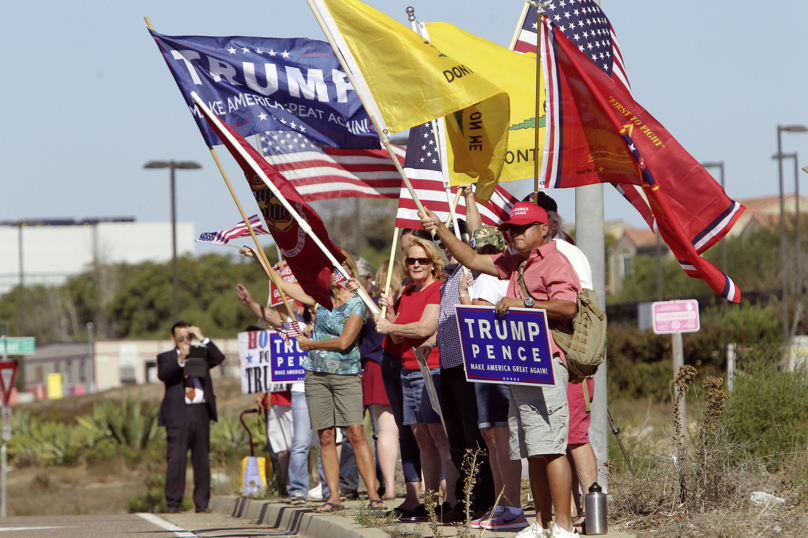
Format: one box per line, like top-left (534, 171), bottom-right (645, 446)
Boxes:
top-left (420, 202), bottom-right (581, 538)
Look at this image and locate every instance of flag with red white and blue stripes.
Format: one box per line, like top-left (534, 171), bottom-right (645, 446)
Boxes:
top-left (197, 215), bottom-right (270, 244)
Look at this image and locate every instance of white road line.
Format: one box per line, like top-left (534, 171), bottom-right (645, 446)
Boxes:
top-left (0, 527), bottom-right (73, 532)
top-left (136, 513), bottom-right (196, 538)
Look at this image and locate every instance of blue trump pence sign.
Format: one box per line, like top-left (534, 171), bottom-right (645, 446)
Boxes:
top-left (238, 331), bottom-right (307, 395)
top-left (454, 306), bottom-right (556, 387)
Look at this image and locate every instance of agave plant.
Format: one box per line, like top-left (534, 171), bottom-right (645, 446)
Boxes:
top-left (77, 393), bottom-right (160, 450)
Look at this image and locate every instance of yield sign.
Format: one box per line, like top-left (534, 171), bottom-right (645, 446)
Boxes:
top-left (0, 361), bottom-right (18, 405)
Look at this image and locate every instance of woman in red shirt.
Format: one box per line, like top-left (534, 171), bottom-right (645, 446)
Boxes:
top-left (376, 238), bottom-right (460, 516)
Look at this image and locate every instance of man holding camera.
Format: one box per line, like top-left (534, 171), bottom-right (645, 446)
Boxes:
top-left (158, 321), bottom-right (226, 513)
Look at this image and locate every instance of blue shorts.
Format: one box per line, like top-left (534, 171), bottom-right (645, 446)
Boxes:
top-left (401, 367), bottom-right (442, 425)
top-left (475, 382), bottom-right (510, 428)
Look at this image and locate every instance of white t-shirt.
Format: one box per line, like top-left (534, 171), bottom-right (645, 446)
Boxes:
top-left (472, 273), bottom-right (509, 305)
top-left (554, 238), bottom-right (593, 290)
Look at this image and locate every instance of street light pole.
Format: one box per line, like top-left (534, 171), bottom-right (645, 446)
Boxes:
top-left (17, 225), bottom-right (23, 335)
top-left (144, 160), bottom-right (202, 323)
top-left (170, 166), bottom-right (178, 324)
top-left (775, 125), bottom-right (807, 370)
top-left (702, 161), bottom-right (726, 314)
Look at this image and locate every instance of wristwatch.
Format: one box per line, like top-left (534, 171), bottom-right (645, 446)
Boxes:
top-left (523, 297), bottom-right (535, 308)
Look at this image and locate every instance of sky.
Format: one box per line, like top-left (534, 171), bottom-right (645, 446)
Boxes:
top-left (2, 0), bottom-right (808, 258)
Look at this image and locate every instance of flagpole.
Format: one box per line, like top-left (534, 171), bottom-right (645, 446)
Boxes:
top-left (144, 17), bottom-right (300, 322)
top-left (305, 0), bottom-right (430, 220)
top-left (508, 1), bottom-right (531, 50)
top-left (380, 230), bottom-right (399, 320)
top-left (527, 1), bottom-right (552, 203)
top-left (191, 92), bottom-right (379, 316)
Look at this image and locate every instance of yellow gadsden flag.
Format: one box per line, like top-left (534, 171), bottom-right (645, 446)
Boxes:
top-left (425, 23), bottom-right (545, 190)
top-left (314, 0), bottom-right (510, 202)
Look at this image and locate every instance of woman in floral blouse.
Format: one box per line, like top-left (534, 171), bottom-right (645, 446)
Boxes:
top-left (278, 249), bottom-right (385, 513)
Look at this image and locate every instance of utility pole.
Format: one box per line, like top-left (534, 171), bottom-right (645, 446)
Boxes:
top-left (577, 0), bottom-right (609, 494)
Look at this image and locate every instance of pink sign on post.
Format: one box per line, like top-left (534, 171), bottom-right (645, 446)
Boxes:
top-left (652, 300), bottom-right (700, 334)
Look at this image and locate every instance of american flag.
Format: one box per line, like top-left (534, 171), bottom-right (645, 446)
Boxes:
top-left (332, 268), bottom-right (349, 290)
top-left (511, 1), bottom-right (653, 226)
top-left (513, 0), bottom-right (631, 95)
top-left (258, 130), bottom-right (405, 201)
top-left (197, 215), bottom-right (270, 244)
top-left (395, 122), bottom-right (518, 230)
top-left (277, 320), bottom-right (303, 344)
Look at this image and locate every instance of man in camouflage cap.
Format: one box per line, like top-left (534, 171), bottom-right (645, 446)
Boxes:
top-left (472, 225), bottom-right (507, 254)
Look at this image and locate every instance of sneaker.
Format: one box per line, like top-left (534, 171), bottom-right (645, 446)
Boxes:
top-left (470, 508), bottom-right (493, 529)
top-left (514, 521), bottom-right (543, 538)
top-left (290, 493), bottom-right (307, 505)
top-left (550, 523), bottom-right (579, 537)
top-left (481, 506), bottom-right (529, 531)
top-left (308, 484), bottom-right (324, 502)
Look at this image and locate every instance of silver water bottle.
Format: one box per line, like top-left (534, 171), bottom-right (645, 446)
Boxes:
top-left (584, 482), bottom-right (607, 535)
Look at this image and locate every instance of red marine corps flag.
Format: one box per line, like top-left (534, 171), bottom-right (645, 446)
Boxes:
top-left (191, 94), bottom-right (346, 310)
top-left (539, 15), bottom-right (745, 302)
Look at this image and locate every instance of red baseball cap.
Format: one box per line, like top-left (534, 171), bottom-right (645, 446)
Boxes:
top-left (498, 202), bottom-right (548, 231)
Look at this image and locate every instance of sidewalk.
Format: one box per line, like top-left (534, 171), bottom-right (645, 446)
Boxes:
top-left (197, 496), bottom-right (637, 538)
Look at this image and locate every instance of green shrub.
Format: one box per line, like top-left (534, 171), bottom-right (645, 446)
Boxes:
top-left (76, 393), bottom-right (159, 450)
top-left (121, 446), bottom-right (143, 468)
top-left (724, 358), bottom-right (808, 460)
top-left (607, 325), bottom-right (671, 401)
top-left (85, 439), bottom-right (117, 464)
top-left (606, 303), bottom-right (783, 401)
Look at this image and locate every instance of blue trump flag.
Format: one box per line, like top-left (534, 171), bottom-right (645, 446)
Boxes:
top-left (150, 31), bottom-right (380, 149)
top-left (455, 305), bottom-right (556, 387)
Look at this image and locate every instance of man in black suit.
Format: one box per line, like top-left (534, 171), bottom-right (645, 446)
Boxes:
top-left (158, 321), bottom-right (226, 513)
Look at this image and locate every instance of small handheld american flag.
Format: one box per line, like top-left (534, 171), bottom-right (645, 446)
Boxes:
top-left (197, 215), bottom-right (270, 245)
top-left (333, 269), bottom-right (350, 290)
top-left (277, 320), bottom-right (303, 344)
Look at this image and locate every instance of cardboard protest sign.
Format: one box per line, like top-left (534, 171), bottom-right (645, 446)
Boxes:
top-left (238, 330), bottom-right (308, 395)
top-left (455, 305), bottom-right (556, 388)
top-left (269, 264), bottom-right (298, 307)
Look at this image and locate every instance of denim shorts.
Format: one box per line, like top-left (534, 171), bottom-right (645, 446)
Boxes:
top-left (401, 367), bottom-right (442, 425)
top-left (475, 382), bottom-right (510, 429)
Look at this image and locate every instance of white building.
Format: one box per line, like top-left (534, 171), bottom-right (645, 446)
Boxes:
top-left (0, 219), bottom-right (195, 296)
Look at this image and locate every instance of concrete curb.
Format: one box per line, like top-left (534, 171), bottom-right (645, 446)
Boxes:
top-left (209, 496), bottom-right (389, 538)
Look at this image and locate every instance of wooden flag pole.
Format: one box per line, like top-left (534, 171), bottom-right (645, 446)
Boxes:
top-left (444, 189), bottom-right (463, 227)
top-left (191, 92), bottom-right (380, 316)
top-left (508, 1), bottom-right (531, 50)
top-left (305, 0), bottom-right (430, 220)
top-left (379, 229), bottom-right (399, 320)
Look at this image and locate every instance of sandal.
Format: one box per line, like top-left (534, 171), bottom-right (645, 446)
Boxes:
top-left (369, 500), bottom-right (388, 511)
top-left (315, 502), bottom-right (345, 513)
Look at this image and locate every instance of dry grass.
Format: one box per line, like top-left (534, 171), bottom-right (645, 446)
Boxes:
top-left (608, 371), bottom-right (808, 537)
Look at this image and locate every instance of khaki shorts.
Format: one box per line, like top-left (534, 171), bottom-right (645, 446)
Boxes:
top-left (304, 370), bottom-right (364, 431)
top-left (508, 356), bottom-right (569, 459)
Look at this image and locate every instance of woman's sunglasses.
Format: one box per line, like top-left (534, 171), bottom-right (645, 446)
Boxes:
top-left (405, 257), bottom-right (432, 266)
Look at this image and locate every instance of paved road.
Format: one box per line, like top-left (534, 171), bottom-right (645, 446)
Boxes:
top-left (0, 512), bottom-right (279, 538)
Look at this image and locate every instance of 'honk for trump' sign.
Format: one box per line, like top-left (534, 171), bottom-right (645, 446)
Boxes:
top-left (455, 306), bottom-right (556, 387)
top-left (238, 331), bottom-right (307, 395)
